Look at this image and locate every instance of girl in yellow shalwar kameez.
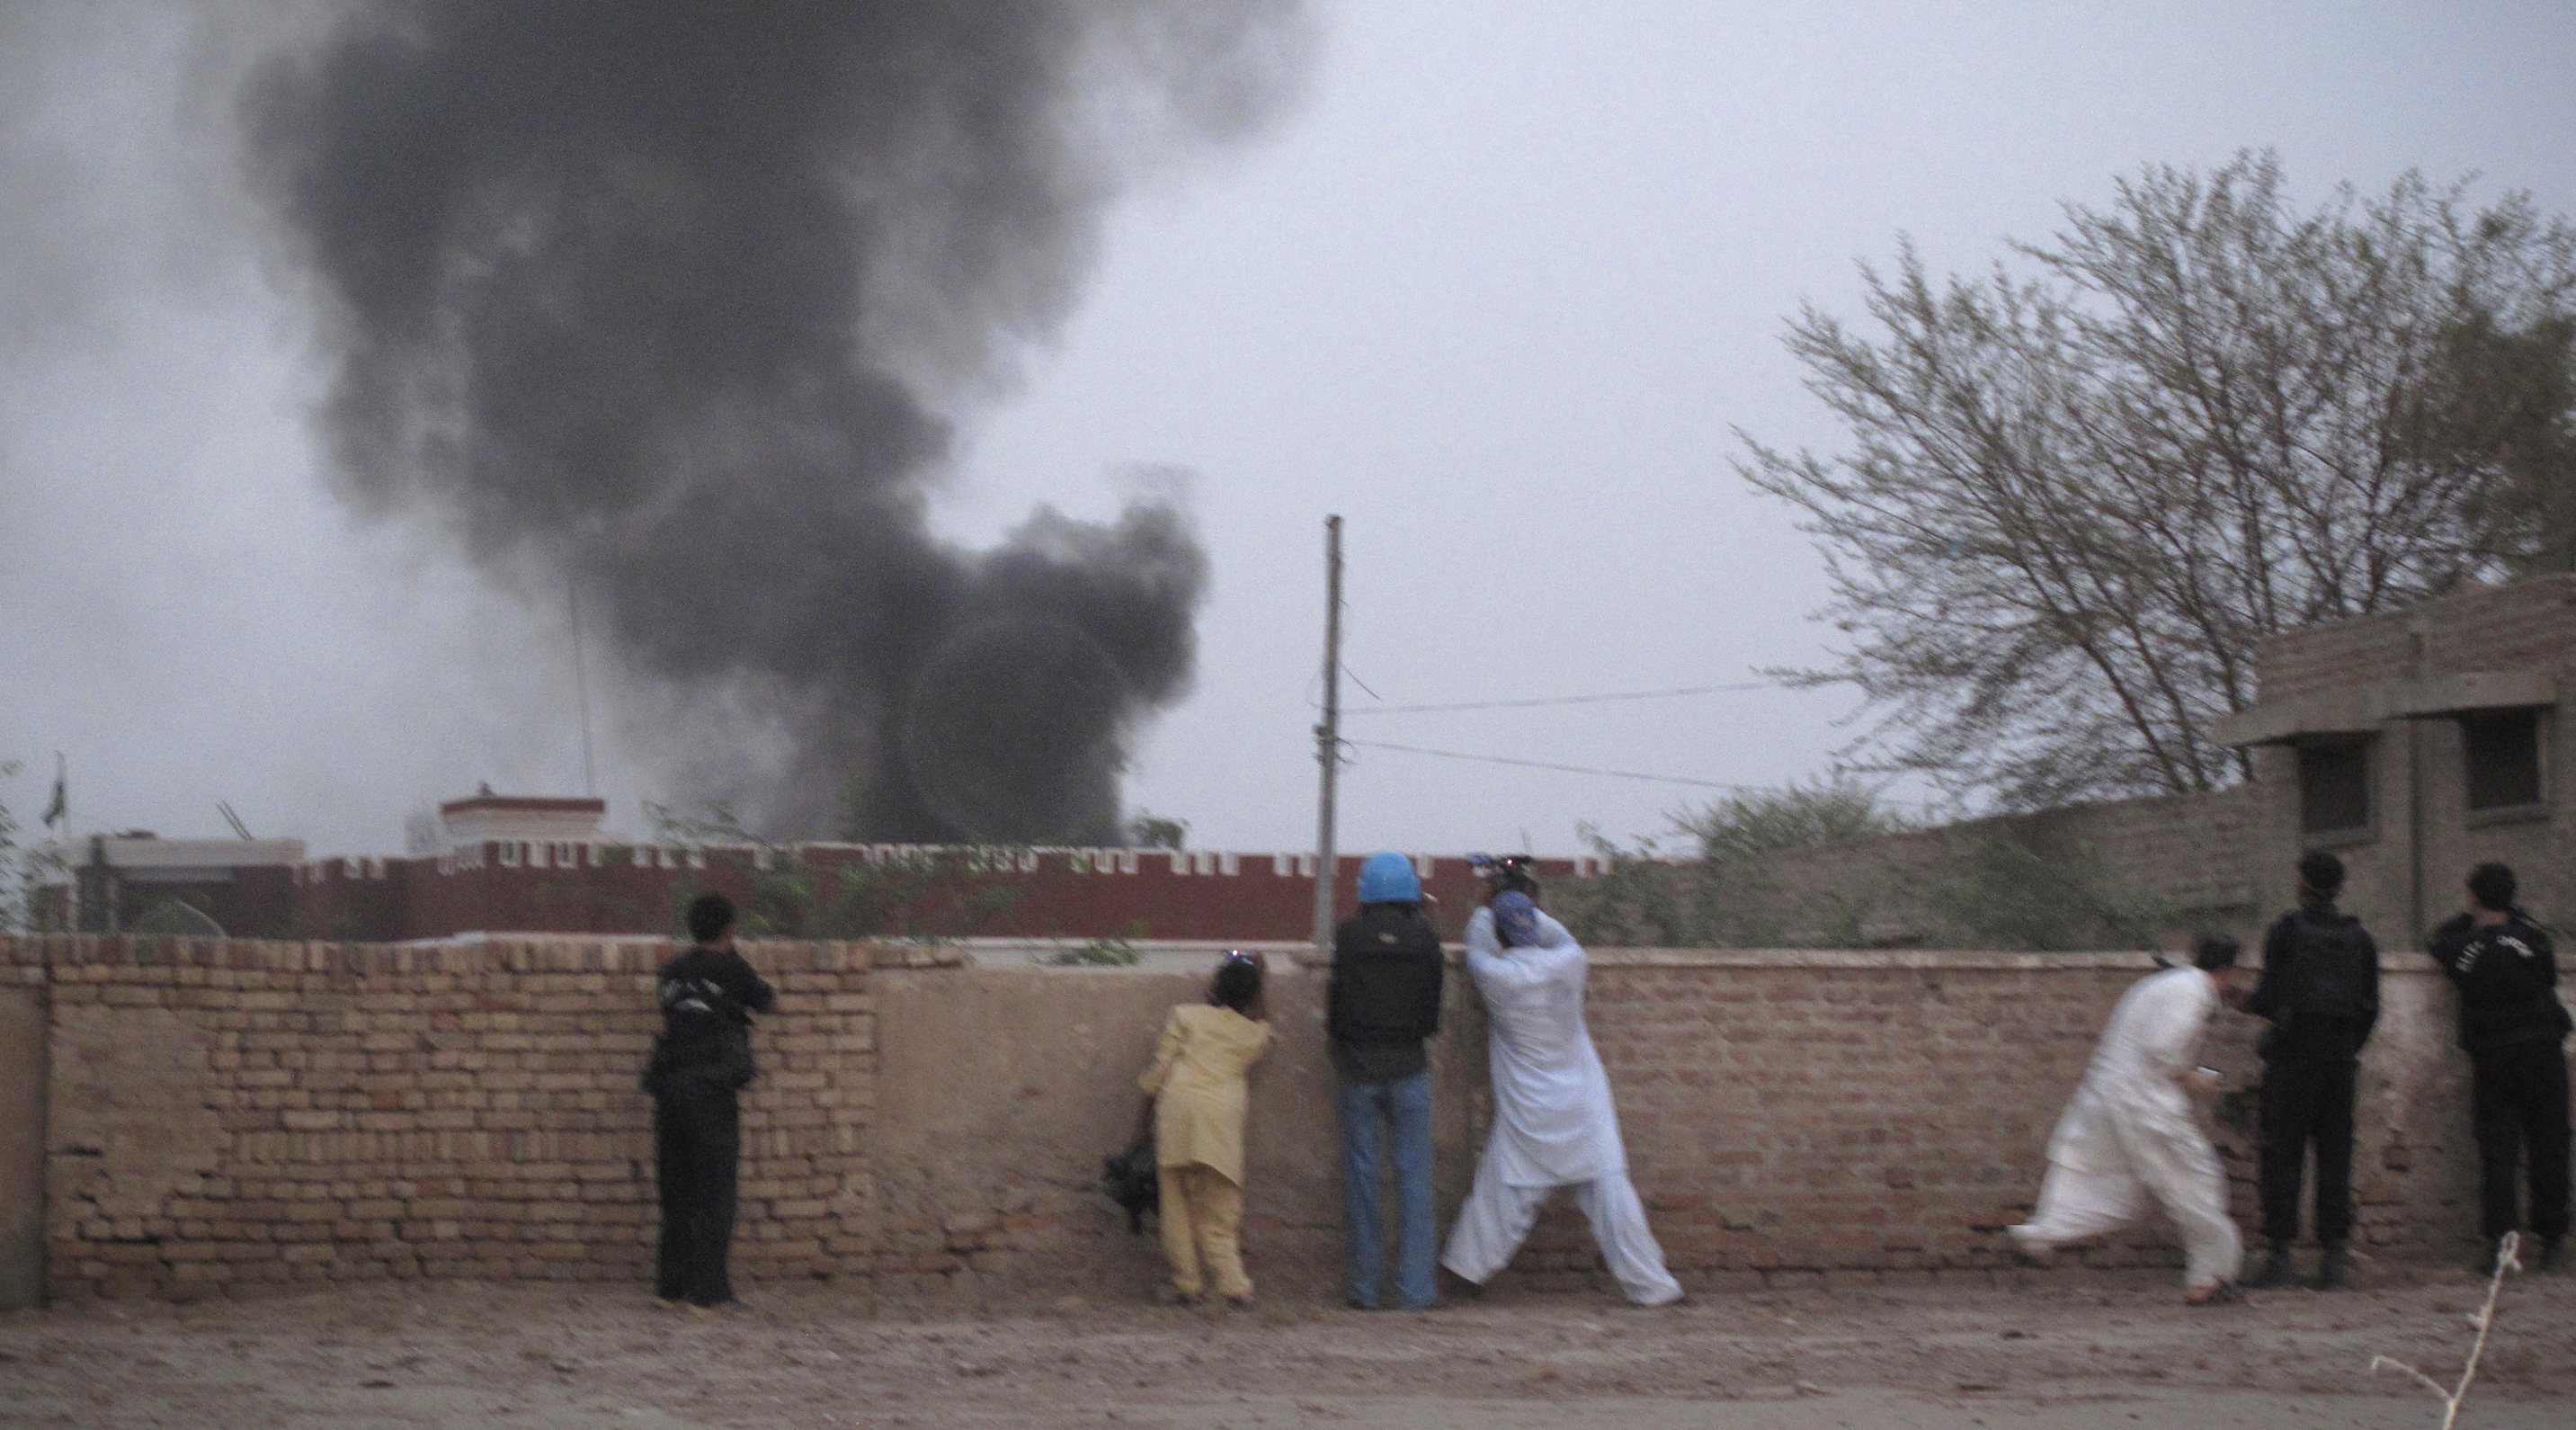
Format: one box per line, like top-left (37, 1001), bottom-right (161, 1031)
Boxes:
top-left (1137, 952), bottom-right (1273, 1307)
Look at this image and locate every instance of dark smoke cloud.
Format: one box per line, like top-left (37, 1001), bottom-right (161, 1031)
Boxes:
top-left (245, 1), bottom-right (1306, 842)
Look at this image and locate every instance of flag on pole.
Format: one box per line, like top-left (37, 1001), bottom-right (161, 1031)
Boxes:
top-left (40, 754), bottom-right (65, 830)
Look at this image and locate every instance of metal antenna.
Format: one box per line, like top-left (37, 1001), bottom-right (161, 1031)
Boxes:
top-left (1311, 514), bottom-right (1343, 954)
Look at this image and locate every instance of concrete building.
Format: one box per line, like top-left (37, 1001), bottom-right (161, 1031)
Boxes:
top-left (2217, 574), bottom-right (2573, 940)
top-left (409, 790), bottom-right (609, 854)
top-left (49, 834), bottom-right (306, 936)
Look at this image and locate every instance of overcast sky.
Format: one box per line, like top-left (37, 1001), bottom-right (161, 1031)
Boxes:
top-left (6, 0), bottom-right (2575, 859)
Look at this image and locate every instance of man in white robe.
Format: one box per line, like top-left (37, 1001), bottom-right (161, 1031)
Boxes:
top-left (2009, 934), bottom-right (2246, 1301)
top-left (1440, 891), bottom-right (1683, 1306)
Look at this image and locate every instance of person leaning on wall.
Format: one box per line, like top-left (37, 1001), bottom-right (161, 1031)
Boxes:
top-left (1328, 852), bottom-right (1446, 1311)
top-left (2244, 849), bottom-right (2379, 1291)
top-left (2425, 862), bottom-right (2570, 1275)
top-left (642, 892), bottom-right (777, 1312)
top-left (1134, 952), bottom-right (1275, 1309)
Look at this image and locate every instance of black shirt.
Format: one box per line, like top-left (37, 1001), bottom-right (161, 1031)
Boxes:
top-left (1328, 904), bottom-right (1444, 1083)
top-left (2426, 911), bottom-right (2571, 1055)
top-left (2249, 901), bottom-right (2380, 1061)
top-left (646, 944), bottom-right (777, 1090)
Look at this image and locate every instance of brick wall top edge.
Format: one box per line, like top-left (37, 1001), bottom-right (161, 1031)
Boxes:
top-left (0, 933), bottom-right (914, 974)
top-left (1584, 948), bottom-right (2164, 970)
top-left (1, 934), bottom-right (2447, 975)
top-left (1579, 947), bottom-right (2444, 974)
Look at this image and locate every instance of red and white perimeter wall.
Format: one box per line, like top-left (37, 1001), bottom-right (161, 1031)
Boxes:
top-left (281, 846), bottom-right (1609, 943)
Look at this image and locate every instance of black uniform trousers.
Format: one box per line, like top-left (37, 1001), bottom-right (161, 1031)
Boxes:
top-left (654, 1078), bottom-right (743, 1306)
top-left (2470, 1041), bottom-right (2572, 1245)
top-left (2259, 1054), bottom-right (2358, 1247)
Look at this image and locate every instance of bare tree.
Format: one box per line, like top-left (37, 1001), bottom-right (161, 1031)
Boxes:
top-left (1743, 153), bottom-right (2576, 809)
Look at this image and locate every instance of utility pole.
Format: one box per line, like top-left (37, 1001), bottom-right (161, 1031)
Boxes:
top-left (1310, 514), bottom-right (1343, 955)
top-left (569, 571), bottom-right (599, 797)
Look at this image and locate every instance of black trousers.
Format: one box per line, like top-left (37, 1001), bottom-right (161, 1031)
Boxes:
top-left (2470, 1041), bottom-right (2572, 1245)
top-left (2259, 1054), bottom-right (2358, 1247)
top-left (654, 1079), bottom-right (743, 1306)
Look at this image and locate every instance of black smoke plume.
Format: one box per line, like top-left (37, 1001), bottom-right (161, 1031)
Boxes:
top-left (246, 1), bottom-right (1306, 842)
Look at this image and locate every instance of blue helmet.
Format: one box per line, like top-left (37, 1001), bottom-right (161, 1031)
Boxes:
top-left (1493, 891), bottom-right (1542, 948)
top-left (1355, 851), bottom-right (1422, 904)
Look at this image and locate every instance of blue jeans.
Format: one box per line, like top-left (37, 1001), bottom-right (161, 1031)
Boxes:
top-left (1338, 1072), bottom-right (1438, 1309)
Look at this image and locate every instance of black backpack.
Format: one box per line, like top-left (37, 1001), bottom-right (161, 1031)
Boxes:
top-left (2287, 910), bottom-right (2379, 1023)
top-left (1101, 1136), bottom-right (1158, 1234)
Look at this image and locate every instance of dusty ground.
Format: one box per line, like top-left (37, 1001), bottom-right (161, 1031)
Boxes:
top-left (2, 1267), bottom-right (2571, 1429)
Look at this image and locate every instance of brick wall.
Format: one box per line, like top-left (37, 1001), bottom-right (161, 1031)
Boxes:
top-left (0, 934), bottom-right (2501, 1307)
top-left (1576, 952), bottom-right (2479, 1288)
top-left (3, 934), bottom-right (897, 1301)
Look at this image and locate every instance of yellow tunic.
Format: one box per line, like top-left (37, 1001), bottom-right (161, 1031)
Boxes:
top-left (1138, 1004), bottom-right (1272, 1185)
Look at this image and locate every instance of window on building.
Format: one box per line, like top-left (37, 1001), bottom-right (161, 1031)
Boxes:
top-left (2297, 736), bottom-right (2373, 842)
top-left (2461, 708), bottom-right (2545, 814)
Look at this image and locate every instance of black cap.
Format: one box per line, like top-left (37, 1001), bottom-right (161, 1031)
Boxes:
top-left (2296, 849), bottom-right (2345, 898)
top-left (2468, 862), bottom-right (2518, 912)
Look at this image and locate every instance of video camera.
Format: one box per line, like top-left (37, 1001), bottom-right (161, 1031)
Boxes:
top-left (1466, 853), bottom-right (1539, 898)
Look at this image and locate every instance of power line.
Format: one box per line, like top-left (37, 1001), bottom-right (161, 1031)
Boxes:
top-left (1341, 680), bottom-right (1778, 717)
top-left (1343, 738), bottom-right (1753, 791)
top-left (1343, 737), bottom-right (1951, 809)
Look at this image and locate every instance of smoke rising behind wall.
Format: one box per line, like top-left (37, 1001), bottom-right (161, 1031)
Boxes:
top-left (246, 1), bottom-right (1308, 842)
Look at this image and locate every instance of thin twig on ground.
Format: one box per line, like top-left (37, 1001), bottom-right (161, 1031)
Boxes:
top-left (2369, 1230), bottom-right (2522, 1430)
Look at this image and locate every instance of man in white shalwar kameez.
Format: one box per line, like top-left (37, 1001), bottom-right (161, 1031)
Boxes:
top-left (2009, 934), bottom-right (2246, 1302)
top-left (1441, 891), bottom-right (1683, 1306)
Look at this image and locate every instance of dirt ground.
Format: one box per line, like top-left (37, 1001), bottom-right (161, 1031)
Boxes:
top-left (2, 1267), bottom-right (2571, 1429)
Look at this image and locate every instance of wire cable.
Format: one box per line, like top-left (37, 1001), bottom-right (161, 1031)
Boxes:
top-left (1342, 737), bottom-right (1949, 809)
top-left (1343, 738), bottom-right (1755, 791)
top-left (1339, 679), bottom-right (1778, 717)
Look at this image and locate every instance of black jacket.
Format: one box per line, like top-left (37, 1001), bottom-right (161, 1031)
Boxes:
top-left (1328, 904), bottom-right (1444, 1081)
top-left (2249, 902), bottom-right (2380, 1061)
top-left (645, 944), bottom-right (778, 1092)
top-left (2426, 911), bottom-right (2572, 1056)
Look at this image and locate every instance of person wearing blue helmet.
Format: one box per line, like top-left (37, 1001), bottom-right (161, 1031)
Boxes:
top-left (1328, 851), bottom-right (1446, 1309)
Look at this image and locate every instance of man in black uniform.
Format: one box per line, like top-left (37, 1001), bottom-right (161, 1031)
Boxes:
top-left (2427, 862), bottom-right (2571, 1274)
top-left (645, 892), bottom-right (777, 1309)
top-left (1330, 852), bottom-right (1446, 1309)
top-left (2246, 849), bottom-right (2380, 1291)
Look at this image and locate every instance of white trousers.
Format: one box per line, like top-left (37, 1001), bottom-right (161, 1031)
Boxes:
top-left (2010, 1127), bottom-right (2242, 1290)
top-left (1440, 1163), bottom-right (1683, 1306)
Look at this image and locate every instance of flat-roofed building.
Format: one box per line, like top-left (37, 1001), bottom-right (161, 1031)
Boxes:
top-left (58, 834), bottom-right (308, 936)
top-left (2216, 574), bottom-right (2573, 942)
